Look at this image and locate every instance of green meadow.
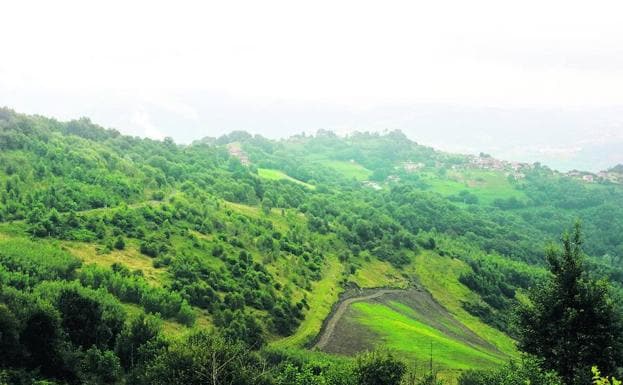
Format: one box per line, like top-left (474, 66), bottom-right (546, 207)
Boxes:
top-left (320, 160), bottom-right (373, 181)
top-left (421, 170), bottom-right (527, 205)
top-left (351, 301), bottom-right (506, 369)
top-left (257, 168), bottom-right (316, 189)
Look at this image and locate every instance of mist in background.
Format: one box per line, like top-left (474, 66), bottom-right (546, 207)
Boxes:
top-left (2, 0), bottom-right (623, 172)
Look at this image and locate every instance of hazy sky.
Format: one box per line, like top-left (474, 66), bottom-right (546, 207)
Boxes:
top-left (2, 0), bottom-right (623, 170)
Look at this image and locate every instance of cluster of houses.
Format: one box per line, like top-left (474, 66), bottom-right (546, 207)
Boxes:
top-left (227, 143), bottom-right (250, 166)
top-left (401, 161), bottom-right (425, 173)
top-left (386, 155), bottom-right (535, 186)
top-left (452, 154), bottom-right (533, 180)
top-left (566, 169), bottom-right (623, 184)
top-left (362, 154), bottom-right (623, 192)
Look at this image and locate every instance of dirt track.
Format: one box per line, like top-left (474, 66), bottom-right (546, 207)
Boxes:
top-left (313, 288), bottom-right (405, 350)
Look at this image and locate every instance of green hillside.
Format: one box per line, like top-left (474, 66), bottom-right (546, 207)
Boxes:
top-left (258, 168), bottom-right (316, 189)
top-left (319, 160), bottom-right (373, 181)
top-left (1, 109), bottom-right (622, 384)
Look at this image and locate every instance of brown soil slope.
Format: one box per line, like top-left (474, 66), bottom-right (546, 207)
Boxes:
top-left (314, 287), bottom-right (502, 357)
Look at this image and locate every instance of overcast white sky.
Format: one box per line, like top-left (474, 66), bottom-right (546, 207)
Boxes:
top-left (2, 0), bottom-right (623, 170)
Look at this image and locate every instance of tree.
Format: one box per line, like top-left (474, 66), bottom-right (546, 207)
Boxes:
top-left (354, 351), bottom-right (405, 385)
top-left (261, 198), bottom-right (273, 215)
top-left (144, 331), bottom-right (271, 385)
top-left (115, 314), bottom-right (163, 371)
top-left (113, 236), bottom-right (125, 250)
top-left (56, 288), bottom-right (124, 349)
top-left (21, 306), bottom-right (64, 377)
top-left (80, 347), bottom-right (122, 385)
top-left (517, 223), bottom-right (623, 385)
top-left (0, 304), bottom-right (21, 366)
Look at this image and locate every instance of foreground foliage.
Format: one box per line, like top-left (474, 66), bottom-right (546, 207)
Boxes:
top-left (517, 224), bottom-right (623, 385)
top-left (458, 357), bottom-right (562, 385)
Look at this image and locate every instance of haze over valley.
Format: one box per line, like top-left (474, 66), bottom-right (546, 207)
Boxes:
top-left (1, 2), bottom-right (623, 385)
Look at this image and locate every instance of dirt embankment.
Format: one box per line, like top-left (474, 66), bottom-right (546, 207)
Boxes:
top-left (312, 288), bottom-right (405, 350)
top-left (312, 284), bottom-right (503, 357)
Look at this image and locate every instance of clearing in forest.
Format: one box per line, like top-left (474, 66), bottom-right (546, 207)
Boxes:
top-left (315, 287), bottom-right (508, 372)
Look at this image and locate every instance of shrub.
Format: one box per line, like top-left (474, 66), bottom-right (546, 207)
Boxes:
top-left (354, 351), bottom-right (405, 385)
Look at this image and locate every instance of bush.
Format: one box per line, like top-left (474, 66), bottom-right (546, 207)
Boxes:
top-left (354, 351), bottom-right (405, 385)
top-left (78, 265), bottom-right (194, 326)
top-left (144, 331), bottom-right (272, 385)
top-left (80, 347), bottom-right (122, 385)
top-left (592, 367), bottom-right (622, 385)
top-left (113, 236), bottom-right (125, 250)
top-left (458, 357), bottom-right (562, 385)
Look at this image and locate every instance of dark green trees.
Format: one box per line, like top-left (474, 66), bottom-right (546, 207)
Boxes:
top-left (113, 236), bottom-right (125, 250)
top-left (0, 304), bottom-right (21, 366)
top-left (354, 351), bottom-right (406, 385)
top-left (517, 223), bottom-right (623, 385)
top-left (115, 314), bottom-right (164, 371)
top-left (144, 331), bottom-right (271, 385)
top-left (57, 288), bottom-right (119, 349)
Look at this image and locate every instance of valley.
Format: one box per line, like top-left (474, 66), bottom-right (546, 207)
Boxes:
top-left (0, 109), bottom-right (622, 384)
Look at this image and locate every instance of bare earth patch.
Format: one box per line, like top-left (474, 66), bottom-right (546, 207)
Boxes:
top-left (315, 286), bottom-right (502, 358)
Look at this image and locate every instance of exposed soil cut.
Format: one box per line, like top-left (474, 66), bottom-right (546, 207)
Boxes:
top-left (313, 288), bottom-right (404, 351)
top-left (313, 285), bottom-right (503, 357)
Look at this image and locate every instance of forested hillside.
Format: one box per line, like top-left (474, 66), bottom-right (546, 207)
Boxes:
top-left (1, 108), bottom-right (622, 385)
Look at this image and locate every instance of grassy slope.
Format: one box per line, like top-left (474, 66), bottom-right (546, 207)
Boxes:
top-left (272, 255), bottom-right (344, 348)
top-left (352, 301), bottom-right (505, 369)
top-left (1, 145), bottom-right (524, 375)
top-left (0, 191), bottom-right (521, 377)
top-left (223, 201), bottom-right (292, 232)
top-left (63, 240), bottom-right (168, 286)
top-left (320, 160), bottom-right (372, 181)
top-left (409, 251), bottom-right (518, 357)
top-left (0, 200), bottom-right (321, 340)
top-left (421, 170), bottom-right (526, 204)
top-left (258, 168), bottom-right (315, 189)
top-left (1, 201), bottom-right (320, 330)
top-left (303, 249), bottom-right (516, 377)
top-left (350, 255), bottom-right (410, 289)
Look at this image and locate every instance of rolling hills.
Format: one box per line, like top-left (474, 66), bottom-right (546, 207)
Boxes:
top-left (1, 108), bottom-right (622, 384)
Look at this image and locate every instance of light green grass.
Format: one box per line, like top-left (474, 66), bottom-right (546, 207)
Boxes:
top-left (258, 168), bottom-right (315, 189)
top-left (409, 251), bottom-right (518, 357)
top-left (223, 201), bottom-right (293, 232)
top-left (0, 222), bottom-right (29, 237)
top-left (421, 170), bottom-right (526, 205)
top-left (350, 255), bottom-right (409, 288)
top-left (63, 240), bottom-right (168, 286)
top-left (0, 236), bottom-right (78, 271)
top-left (388, 301), bottom-right (466, 338)
top-left (352, 301), bottom-right (506, 369)
top-left (273, 255), bottom-right (344, 348)
top-left (320, 160), bottom-right (372, 181)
